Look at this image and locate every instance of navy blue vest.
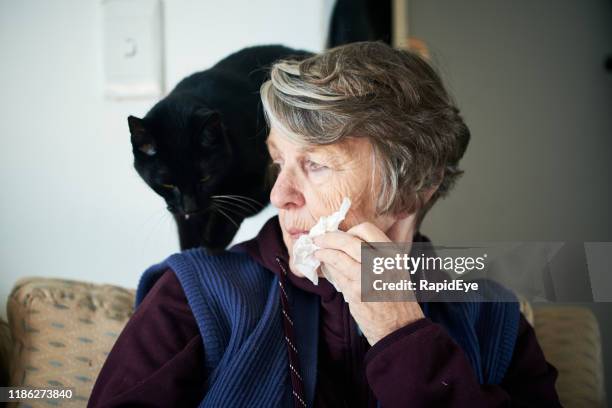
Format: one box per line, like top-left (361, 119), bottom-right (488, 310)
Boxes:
top-left (136, 247), bottom-right (519, 407)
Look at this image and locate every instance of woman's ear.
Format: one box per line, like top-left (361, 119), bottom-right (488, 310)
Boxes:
top-left (420, 183), bottom-right (440, 206)
top-left (419, 167), bottom-right (445, 208)
top-left (394, 189), bottom-right (436, 220)
top-left (394, 168), bottom-right (444, 220)
top-left (386, 186), bottom-right (437, 240)
top-left (385, 211), bottom-right (418, 242)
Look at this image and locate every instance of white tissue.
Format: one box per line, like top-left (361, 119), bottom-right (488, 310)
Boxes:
top-left (292, 197), bottom-right (351, 286)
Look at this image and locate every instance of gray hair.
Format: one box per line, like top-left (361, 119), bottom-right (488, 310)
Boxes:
top-left (260, 41), bottom-right (470, 221)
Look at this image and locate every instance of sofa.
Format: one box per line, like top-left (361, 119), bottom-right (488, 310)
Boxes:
top-left (0, 276), bottom-right (606, 407)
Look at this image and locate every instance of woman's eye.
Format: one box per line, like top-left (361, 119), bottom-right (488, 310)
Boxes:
top-left (161, 183), bottom-right (176, 190)
top-left (305, 160), bottom-right (327, 172)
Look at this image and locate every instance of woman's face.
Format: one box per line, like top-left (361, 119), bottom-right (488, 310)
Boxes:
top-left (267, 126), bottom-right (397, 277)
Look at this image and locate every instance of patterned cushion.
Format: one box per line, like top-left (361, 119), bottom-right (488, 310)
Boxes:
top-left (533, 306), bottom-right (605, 408)
top-left (6, 277), bottom-right (135, 407)
top-left (0, 317), bottom-right (11, 387)
top-left (518, 297), bottom-right (534, 326)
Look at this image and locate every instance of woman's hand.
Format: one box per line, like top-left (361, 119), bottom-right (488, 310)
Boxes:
top-left (313, 222), bottom-right (425, 346)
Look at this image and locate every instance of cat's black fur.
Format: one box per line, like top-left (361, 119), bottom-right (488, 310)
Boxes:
top-left (129, 45), bottom-right (311, 251)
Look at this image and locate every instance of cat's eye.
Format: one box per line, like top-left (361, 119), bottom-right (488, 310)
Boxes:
top-left (139, 144), bottom-right (157, 156)
top-left (161, 183), bottom-right (176, 190)
top-left (200, 175), bottom-right (211, 183)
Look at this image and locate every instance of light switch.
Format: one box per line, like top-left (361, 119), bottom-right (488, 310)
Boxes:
top-left (102, 0), bottom-right (164, 99)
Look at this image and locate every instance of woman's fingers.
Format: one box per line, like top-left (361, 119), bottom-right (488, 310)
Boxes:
top-left (346, 222), bottom-right (392, 243)
top-left (313, 231), bottom-right (361, 261)
top-left (312, 222), bottom-right (393, 304)
top-left (314, 248), bottom-right (361, 302)
top-left (313, 223), bottom-right (392, 263)
top-left (314, 248), bottom-right (359, 282)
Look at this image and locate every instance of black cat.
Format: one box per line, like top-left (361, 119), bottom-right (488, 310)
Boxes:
top-left (128, 45), bottom-right (311, 251)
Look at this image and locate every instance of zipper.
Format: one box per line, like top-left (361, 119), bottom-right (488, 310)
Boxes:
top-left (274, 255), bottom-right (308, 408)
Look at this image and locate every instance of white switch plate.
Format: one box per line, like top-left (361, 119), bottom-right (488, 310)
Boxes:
top-left (102, 0), bottom-right (164, 99)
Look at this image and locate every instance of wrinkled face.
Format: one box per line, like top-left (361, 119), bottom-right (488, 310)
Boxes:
top-left (267, 126), bottom-right (397, 277)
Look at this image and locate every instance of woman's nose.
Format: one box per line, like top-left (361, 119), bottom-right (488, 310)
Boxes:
top-left (270, 168), bottom-right (305, 210)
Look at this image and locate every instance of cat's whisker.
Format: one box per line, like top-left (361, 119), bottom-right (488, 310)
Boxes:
top-left (226, 194), bottom-right (266, 207)
top-left (212, 201), bottom-right (249, 220)
top-left (143, 208), bottom-right (169, 250)
top-left (212, 205), bottom-right (240, 229)
top-left (136, 207), bottom-right (168, 231)
top-left (212, 196), bottom-right (259, 213)
top-left (212, 194), bottom-right (264, 210)
top-left (212, 197), bottom-right (254, 215)
top-left (212, 194), bottom-right (261, 209)
top-left (212, 205), bottom-right (248, 220)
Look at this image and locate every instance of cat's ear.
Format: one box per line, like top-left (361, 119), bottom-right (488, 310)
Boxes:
top-left (128, 115), bottom-right (157, 156)
top-left (193, 109), bottom-right (225, 148)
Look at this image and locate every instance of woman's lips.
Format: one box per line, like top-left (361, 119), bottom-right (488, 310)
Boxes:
top-left (287, 228), bottom-right (309, 240)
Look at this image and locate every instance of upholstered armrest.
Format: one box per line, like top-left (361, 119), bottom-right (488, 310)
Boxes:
top-left (518, 297), bottom-right (534, 325)
top-left (0, 317), bottom-right (11, 388)
top-left (6, 277), bottom-right (135, 406)
top-left (533, 305), bottom-right (605, 408)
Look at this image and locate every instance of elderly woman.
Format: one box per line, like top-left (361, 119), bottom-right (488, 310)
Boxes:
top-left (89, 42), bottom-right (560, 407)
